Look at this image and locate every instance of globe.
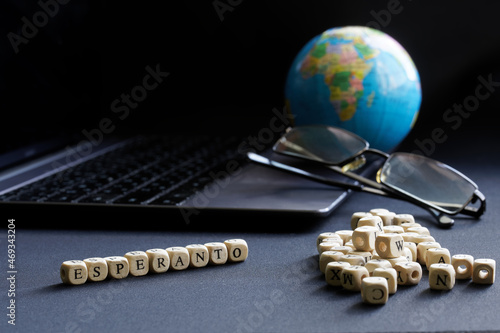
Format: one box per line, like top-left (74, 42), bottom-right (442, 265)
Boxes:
top-left (285, 26), bottom-right (421, 152)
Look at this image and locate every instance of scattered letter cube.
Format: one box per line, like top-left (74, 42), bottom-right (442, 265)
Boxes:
top-left (451, 254), bottom-right (474, 279)
top-left (361, 276), bottom-right (389, 305)
top-left (375, 233), bottom-right (405, 259)
top-left (341, 265), bottom-right (370, 291)
top-left (429, 263), bottom-right (456, 290)
top-left (472, 259), bottom-right (496, 284)
top-left (395, 262), bottom-right (422, 285)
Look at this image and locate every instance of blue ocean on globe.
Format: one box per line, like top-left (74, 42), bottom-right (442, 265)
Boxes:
top-left (285, 26), bottom-right (422, 151)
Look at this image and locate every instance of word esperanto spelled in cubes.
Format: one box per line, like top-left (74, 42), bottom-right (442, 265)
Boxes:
top-left (60, 239), bottom-right (248, 285)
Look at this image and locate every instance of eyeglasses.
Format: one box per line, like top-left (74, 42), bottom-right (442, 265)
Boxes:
top-left (247, 125), bottom-right (485, 227)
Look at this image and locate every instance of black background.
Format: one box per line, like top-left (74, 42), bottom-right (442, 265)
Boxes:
top-left (2, 0), bottom-right (500, 145)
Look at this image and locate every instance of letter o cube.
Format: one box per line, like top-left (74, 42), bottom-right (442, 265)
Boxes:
top-left (224, 239), bottom-right (249, 263)
top-left (341, 265), bottom-right (370, 291)
top-left (375, 233), bottom-right (405, 259)
top-left (361, 276), bottom-right (389, 305)
top-left (472, 259), bottom-right (496, 284)
top-left (429, 263), bottom-right (456, 290)
top-left (394, 262), bottom-right (422, 285)
top-left (451, 254), bottom-right (474, 279)
top-left (60, 260), bottom-right (88, 285)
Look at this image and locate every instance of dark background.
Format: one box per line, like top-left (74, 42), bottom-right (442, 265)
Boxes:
top-left (2, 0), bottom-right (500, 146)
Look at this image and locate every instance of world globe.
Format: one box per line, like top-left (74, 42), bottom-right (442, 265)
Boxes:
top-left (285, 26), bottom-right (422, 152)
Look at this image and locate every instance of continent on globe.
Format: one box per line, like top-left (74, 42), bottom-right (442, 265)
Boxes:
top-left (285, 26), bottom-right (421, 151)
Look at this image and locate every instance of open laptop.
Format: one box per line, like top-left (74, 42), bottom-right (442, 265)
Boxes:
top-left (0, 2), bottom-right (364, 228)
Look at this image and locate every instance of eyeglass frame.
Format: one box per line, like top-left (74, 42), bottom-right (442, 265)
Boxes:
top-left (247, 125), bottom-right (485, 227)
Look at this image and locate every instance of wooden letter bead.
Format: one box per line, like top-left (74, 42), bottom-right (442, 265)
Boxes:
top-left (472, 259), bottom-right (496, 284)
top-left (83, 258), bottom-right (108, 282)
top-left (185, 244), bottom-right (209, 268)
top-left (387, 256), bottom-right (410, 267)
top-left (361, 277), bottom-right (389, 305)
top-left (357, 216), bottom-right (384, 233)
top-left (205, 242), bottom-right (228, 265)
top-left (341, 265), bottom-right (370, 291)
top-left (451, 254), bottom-right (474, 279)
top-left (104, 256), bottom-right (129, 279)
top-left (61, 260), bottom-right (88, 285)
top-left (400, 222), bottom-right (421, 232)
top-left (146, 249), bottom-right (170, 273)
top-left (417, 242), bottom-right (441, 265)
top-left (374, 211), bottom-right (396, 226)
top-left (318, 241), bottom-right (342, 254)
top-left (393, 214), bottom-right (415, 226)
top-left (319, 251), bottom-right (345, 273)
top-left (383, 225), bottom-right (404, 234)
top-left (124, 251), bottom-right (149, 277)
top-left (166, 247), bottom-right (190, 270)
top-left (375, 233), bottom-right (405, 259)
top-left (413, 234), bottom-right (436, 245)
top-left (407, 226), bottom-right (431, 236)
top-left (429, 263), bottom-right (456, 290)
top-left (404, 242), bottom-right (417, 262)
top-left (373, 267), bottom-right (398, 294)
top-left (317, 232), bottom-right (341, 250)
top-left (365, 259), bottom-right (392, 275)
top-left (352, 226), bottom-right (379, 251)
top-left (350, 212), bottom-right (372, 230)
top-left (325, 261), bottom-right (351, 287)
top-left (335, 230), bottom-right (353, 244)
top-left (394, 262), bottom-right (422, 285)
top-left (340, 254), bottom-right (366, 266)
top-left (426, 248), bottom-right (451, 268)
top-left (224, 239), bottom-right (249, 263)
top-left (349, 251), bottom-right (373, 264)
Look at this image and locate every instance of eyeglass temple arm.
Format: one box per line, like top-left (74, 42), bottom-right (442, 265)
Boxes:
top-left (247, 152), bottom-right (457, 227)
top-left (460, 190), bottom-right (486, 218)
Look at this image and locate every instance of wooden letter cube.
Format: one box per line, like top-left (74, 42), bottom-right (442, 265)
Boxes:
top-left (426, 247), bottom-right (451, 268)
top-left (166, 247), bottom-right (190, 270)
top-left (357, 216), bottom-right (384, 233)
top-left (341, 265), bottom-right (370, 291)
top-left (352, 226), bottom-right (379, 251)
top-left (83, 257), bottom-right (108, 282)
top-left (350, 212), bottom-right (372, 230)
top-left (361, 277), bottom-right (389, 305)
top-left (325, 261), bottom-right (351, 287)
top-left (224, 239), bottom-right (249, 263)
top-left (416, 241), bottom-right (441, 265)
top-left (319, 251), bottom-right (344, 273)
top-left (124, 251), bottom-right (149, 276)
top-left (61, 260), bottom-right (88, 285)
top-left (185, 244), bottom-right (209, 268)
top-left (374, 211), bottom-right (395, 226)
top-left (318, 241), bottom-right (342, 254)
top-left (339, 254), bottom-right (366, 266)
top-left (472, 259), bottom-right (496, 284)
top-left (373, 267), bottom-right (398, 294)
top-left (451, 254), bottom-right (474, 279)
top-left (429, 263), bottom-right (456, 290)
top-left (146, 249), bottom-right (170, 273)
top-left (375, 233), bottom-right (405, 259)
top-left (407, 226), bottom-right (430, 236)
top-left (383, 225), bottom-right (404, 234)
top-left (317, 232), bottom-right (341, 250)
top-left (393, 214), bottom-right (415, 226)
top-left (104, 256), bottom-right (129, 279)
top-left (394, 262), bottom-right (422, 285)
top-left (404, 242), bottom-right (417, 262)
top-left (334, 230), bottom-right (353, 244)
top-left (365, 259), bottom-right (392, 275)
top-left (205, 242), bottom-right (228, 265)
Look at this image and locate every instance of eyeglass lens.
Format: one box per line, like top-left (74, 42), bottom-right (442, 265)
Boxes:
top-left (379, 153), bottom-right (477, 213)
top-left (273, 125), bottom-right (368, 165)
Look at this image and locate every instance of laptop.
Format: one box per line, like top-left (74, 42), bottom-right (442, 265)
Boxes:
top-left (0, 2), bottom-right (363, 228)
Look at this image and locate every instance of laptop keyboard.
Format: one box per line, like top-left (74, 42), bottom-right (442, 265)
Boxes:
top-left (0, 135), bottom-right (244, 206)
